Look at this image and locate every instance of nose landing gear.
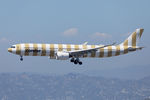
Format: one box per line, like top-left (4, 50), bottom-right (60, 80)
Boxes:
top-left (20, 56), bottom-right (23, 61)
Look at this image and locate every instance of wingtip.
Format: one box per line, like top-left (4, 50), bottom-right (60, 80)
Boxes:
top-left (112, 42), bottom-right (116, 45)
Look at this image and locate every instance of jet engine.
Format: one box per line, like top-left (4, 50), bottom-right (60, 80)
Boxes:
top-left (56, 52), bottom-right (70, 60)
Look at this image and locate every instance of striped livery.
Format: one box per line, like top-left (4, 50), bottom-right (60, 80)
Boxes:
top-left (8, 28), bottom-right (144, 63)
top-left (9, 44), bottom-right (122, 58)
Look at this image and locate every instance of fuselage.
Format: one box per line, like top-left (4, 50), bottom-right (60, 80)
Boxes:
top-left (8, 43), bottom-right (134, 59)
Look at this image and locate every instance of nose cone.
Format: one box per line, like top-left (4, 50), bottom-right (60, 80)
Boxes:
top-left (8, 48), bottom-right (12, 53)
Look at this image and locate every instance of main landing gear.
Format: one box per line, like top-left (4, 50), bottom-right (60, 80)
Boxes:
top-left (20, 56), bottom-right (23, 61)
top-left (70, 58), bottom-right (82, 65)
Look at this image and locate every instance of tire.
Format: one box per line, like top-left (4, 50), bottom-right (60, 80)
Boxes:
top-left (70, 59), bottom-right (74, 62)
top-left (74, 60), bottom-right (78, 64)
top-left (20, 58), bottom-right (23, 61)
top-left (79, 62), bottom-right (82, 65)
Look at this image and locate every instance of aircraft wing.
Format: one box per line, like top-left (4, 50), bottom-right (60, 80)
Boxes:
top-left (68, 43), bottom-right (115, 57)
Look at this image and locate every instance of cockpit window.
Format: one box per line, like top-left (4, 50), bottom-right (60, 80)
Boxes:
top-left (11, 46), bottom-right (16, 48)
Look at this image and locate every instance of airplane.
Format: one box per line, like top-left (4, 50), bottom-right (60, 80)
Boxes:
top-left (8, 28), bottom-right (144, 65)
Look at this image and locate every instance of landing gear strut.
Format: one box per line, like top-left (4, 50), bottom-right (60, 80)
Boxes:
top-left (20, 56), bottom-right (23, 61)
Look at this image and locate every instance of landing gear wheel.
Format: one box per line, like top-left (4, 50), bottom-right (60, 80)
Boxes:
top-left (70, 58), bottom-right (75, 62)
top-left (79, 62), bottom-right (82, 65)
top-left (20, 56), bottom-right (23, 61)
top-left (74, 60), bottom-right (78, 64)
top-left (20, 58), bottom-right (23, 61)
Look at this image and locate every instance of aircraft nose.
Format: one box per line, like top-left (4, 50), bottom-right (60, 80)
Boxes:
top-left (8, 48), bottom-right (12, 53)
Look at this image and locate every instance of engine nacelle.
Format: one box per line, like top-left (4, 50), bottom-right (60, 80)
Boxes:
top-left (56, 52), bottom-right (70, 60)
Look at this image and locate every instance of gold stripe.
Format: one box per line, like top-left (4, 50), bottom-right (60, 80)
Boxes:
top-left (91, 45), bottom-right (96, 57)
top-left (83, 45), bottom-right (87, 57)
top-left (123, 40), bottom-right (128, 54)
top-left (41, 44), bottom-right (46, 56)
top-left (16, 44), bottom-right (21, 55)
top-left (115, 45), bottom-right (120, 56)
top-left (67, 45), bottom-right (71, 51)
top-left (132, 32), bottom-right (136, 47)
top-left (99, 48), bottom-right (104, 57)
top-left (108, 46), bottom-right (112, 57)
top-left (58, 44), bottom-right (63, 51)
top-left (74, 45), bottom-right (79, 50)
top-left (50, 44), bottom-right (54, 57)
top-left (139, 29), bottom-right (144, 38)
top-left (8, 48), bottom-right (12, 53)
top-left (25, 44), bottom-right (29, 56)
top-left (33, 44), bottom-right (38, 56)
top-left (124, 39), bottom-right (128, 46)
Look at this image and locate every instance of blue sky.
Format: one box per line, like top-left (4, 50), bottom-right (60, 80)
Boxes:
top-left (0, 0), bottom-right (150, 79)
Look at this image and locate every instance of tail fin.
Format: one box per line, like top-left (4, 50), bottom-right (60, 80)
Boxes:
top-left (120, 28), bottom-right (144, 47)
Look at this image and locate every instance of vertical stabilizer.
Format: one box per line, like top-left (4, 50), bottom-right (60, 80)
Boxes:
top-left (120, 28), bottom-right (144, 47)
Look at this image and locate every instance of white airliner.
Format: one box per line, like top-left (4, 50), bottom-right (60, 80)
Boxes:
top-left (8, 28), bottom-right (144, 65)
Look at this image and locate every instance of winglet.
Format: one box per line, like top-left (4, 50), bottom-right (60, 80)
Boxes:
top-left (112, 42), bottom-right (116, 45)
